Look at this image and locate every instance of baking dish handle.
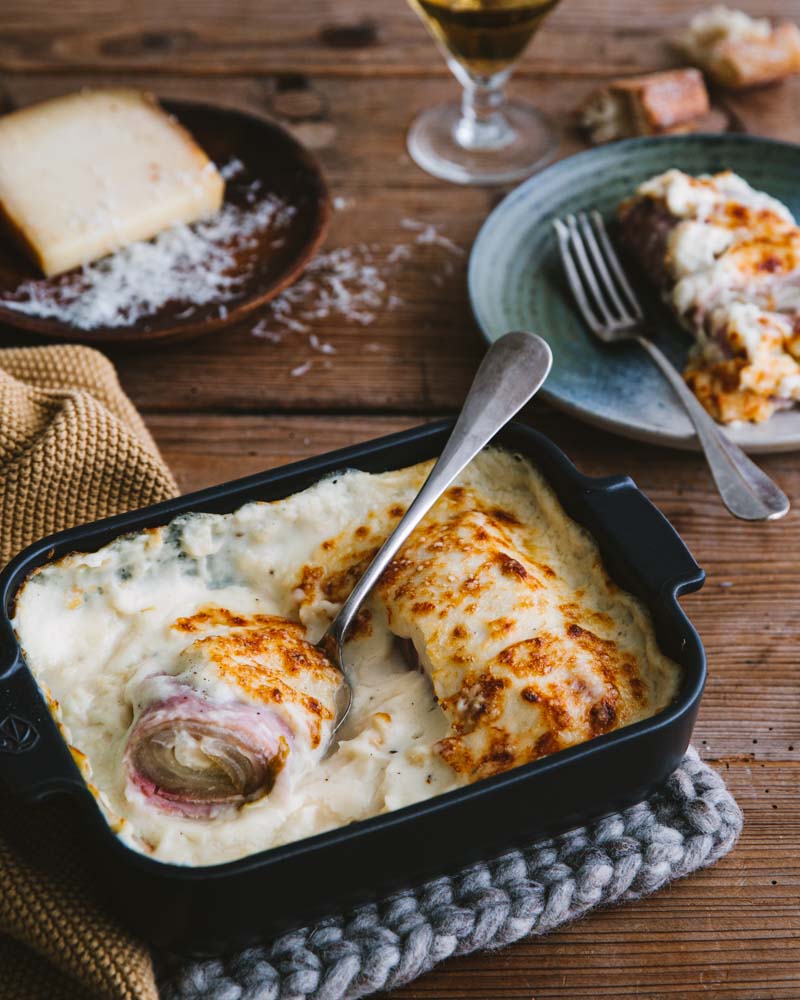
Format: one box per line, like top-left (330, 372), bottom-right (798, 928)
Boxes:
top-left (0, 656), bottom-right (85, 801)
top-left (581, 477), bottom-right (705, 603)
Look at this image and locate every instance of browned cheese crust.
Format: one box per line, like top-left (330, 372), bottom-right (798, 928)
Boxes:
top-left (172, 606), bottom-right (339, 748)
top-left (617, 170), bottom-right (800, 423)
top-left (296, 478), bottom-right (676, 784)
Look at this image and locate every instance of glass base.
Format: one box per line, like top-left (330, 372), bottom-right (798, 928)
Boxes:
top-left (407, 100), bottom-right (558, 186)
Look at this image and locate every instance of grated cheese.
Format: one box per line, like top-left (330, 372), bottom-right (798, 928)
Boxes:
top-left (254, 219), bottom-right (462, 341)
top-left (0, 171), bottom-right (295, 331)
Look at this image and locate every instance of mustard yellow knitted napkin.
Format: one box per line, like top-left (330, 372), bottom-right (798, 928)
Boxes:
top-left (0, 344), bottom-right (177, 1000)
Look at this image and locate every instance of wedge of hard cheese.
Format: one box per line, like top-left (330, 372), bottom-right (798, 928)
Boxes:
top-left (0, 89), bottom-right (225, 277)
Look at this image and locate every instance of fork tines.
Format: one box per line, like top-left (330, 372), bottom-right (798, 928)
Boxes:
top-left (553, 211), bottom-right (643, 338)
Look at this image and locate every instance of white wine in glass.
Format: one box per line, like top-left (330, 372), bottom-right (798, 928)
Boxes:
top-left (406, 0), bottom-right (562, 185)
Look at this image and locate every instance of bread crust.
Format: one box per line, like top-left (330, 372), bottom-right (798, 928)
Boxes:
top-left (678, 8), bottom-right (800, 89)
top-left (712, 22), bottom-right (800, 88)
top-left (579, 69), bottom-right (709, 144)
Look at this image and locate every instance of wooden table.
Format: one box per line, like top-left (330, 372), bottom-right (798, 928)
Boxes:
top-left (2, 1), bottom-right (799, 996)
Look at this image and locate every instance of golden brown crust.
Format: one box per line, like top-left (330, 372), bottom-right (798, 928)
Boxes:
top-left (378, 499), bottom-right (653, 779)
top-left (725, 230), bottom-right (800, 278)
top-left (291, 473), bottom-right (677, 784)
top-left (579, 69), bottom-right (709, 144)
top-left (414, 575), bottom-right (644, 769)
top-left (629, 69), bottom-right (710, 129)
top-left (678, 9), bottom-right (800, 89)
top-left (684, 360), bottom-right (777, 422)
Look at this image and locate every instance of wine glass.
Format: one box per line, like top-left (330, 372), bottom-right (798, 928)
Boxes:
top-left (406, 0), bottom-right (561, 185)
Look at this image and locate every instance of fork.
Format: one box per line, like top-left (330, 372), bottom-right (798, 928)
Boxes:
top-left (553, 211), bottom-right (789, 522)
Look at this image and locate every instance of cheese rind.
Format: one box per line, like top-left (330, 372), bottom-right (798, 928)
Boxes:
top-left (0, 89), bottom-right (225, 277)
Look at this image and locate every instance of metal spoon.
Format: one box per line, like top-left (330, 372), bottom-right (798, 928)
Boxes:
top-left (319, 330), bottom-right (553, 733)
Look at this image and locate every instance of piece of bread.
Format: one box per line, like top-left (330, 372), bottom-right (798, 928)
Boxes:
top-left (0, 89), bottom-right (225, 278)
top-left (678, 6), bottom-right (800, 89)
top-left (579, 68), bottom-right (710, 145)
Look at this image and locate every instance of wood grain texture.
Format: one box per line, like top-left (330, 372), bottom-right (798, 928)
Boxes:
top-left (0, 0), bottom-right (707, 76)
top-left (1, 0), bottom-right (799, 78)
top-left (3, 1), bottom-right (800, 996)
top-left (1, 72), bottom-right (797, 411)
top-left (373, 764), bottom-right (799, 1000)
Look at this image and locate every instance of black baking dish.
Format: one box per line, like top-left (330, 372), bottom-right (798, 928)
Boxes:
top-left (0, 419), bottom-right (706, 953)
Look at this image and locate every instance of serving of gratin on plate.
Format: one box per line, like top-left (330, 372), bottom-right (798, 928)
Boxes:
top-left (470, 132), bottom-right (800, 453)
top-left (13, 447), bottom-right (681, 866)
top-left (619, 168), bottom-right (800, 424)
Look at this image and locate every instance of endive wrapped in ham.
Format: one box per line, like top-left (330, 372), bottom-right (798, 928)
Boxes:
top-left (374, 497), bottom-right (675, 778)
top-left (124, 607), bottom-right (343, 818)
top-left (296, 460), bottom-right (681, 784)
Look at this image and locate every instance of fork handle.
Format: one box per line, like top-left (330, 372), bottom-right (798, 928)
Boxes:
top-left (636, 336), bottom-right (789, 521)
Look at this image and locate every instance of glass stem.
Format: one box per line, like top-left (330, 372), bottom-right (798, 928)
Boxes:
top-left (453, 70), bottom-right (516, 151)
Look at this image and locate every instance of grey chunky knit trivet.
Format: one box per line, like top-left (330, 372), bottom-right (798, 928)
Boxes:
top-left (158, 747), bottom-right (742, 1000)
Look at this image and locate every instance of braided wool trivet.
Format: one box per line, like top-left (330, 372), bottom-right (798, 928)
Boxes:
top-left (160, 747), bottom-right (742, 1000)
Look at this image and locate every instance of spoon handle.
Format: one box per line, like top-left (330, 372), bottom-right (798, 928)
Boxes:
top-left (325, 331), bottom-right (553, 649)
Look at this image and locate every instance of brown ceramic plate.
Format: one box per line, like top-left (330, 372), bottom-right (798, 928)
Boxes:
top-left (0, 100), bottom-right (330, 345)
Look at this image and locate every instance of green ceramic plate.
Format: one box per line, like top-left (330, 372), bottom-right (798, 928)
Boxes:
top-left (469, 134), bottom-right (800, 453)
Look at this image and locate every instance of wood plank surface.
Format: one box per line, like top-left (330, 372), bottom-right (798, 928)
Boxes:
top-left (374, 762), bottom-right (800, 999)
top-left (2, 71), bottom-right (798, 415)
top-left (0, 0), bottom-right (798, 78)
top-left (0, 0), bottom-right (713, 76)
top-left (2, 1), bottom-right (800, 997)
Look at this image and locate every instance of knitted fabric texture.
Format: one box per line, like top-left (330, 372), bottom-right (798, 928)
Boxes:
top-left (0, 344), bottom-right (177, 1000)
top-left (0, 348), bottom-right (742, 1000)
top-left (160, 747), bottom-right (742, 1000)
top-left (0, 343), bottom-right (177, 565)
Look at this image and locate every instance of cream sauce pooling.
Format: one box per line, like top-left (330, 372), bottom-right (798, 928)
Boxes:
top-left (13, 451), bottom-right (680, 866)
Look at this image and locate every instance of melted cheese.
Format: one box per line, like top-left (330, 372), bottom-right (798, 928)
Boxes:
top-left (622, 169), bottom-right (800, 423)
top-left (301, 461), bottom-right (679, 784)
top-left (163, 608), bottom-right (341, 753)
top-left (637, 168), bottom-right (792, 226)
top-left (14, 450), bottom-right (681, 867)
